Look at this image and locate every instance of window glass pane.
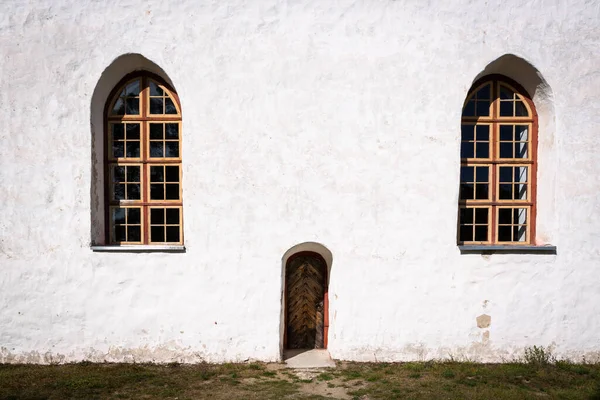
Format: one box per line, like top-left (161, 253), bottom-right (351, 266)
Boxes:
top-left (114, 184), bottom-right (125, 200)
top-left (475, 208), bottom-right (488, 224)
top-left (475, 167), bottom-right (488, 182)
top-left (461, 142), bottom-right (474, 158)
top-left (115, 226), bottom-right (126, 242)
top-left (150, 124), bottom-right (163, 139)
top-left (126, 98), bottom-right (139, 115)
top-left (165, 98), bottom-right (177, 114)
top-left (514, 208), bottom-right (527, 225)
top-left (113, 166), bottom-right (125, 182)
top-left (499, 142), bottom-right (513, 158)
top-left (499, 86), bottom-right (513, 100)
top-left (166, 226), bottom-right (180, 242)
top-left (515, 166), bottom-right (528, 183)
top-left (514, 226), bottom-right (526, 242)
top-left (515, 183), bottom-right (527, 200)
top-left (499, 125), bottom-right (513, 141)
top-left (128, 208), bottom-right (141, 224)
top-left (462, 101), bottom-right (475, 117)
top-left (113, 142), bottom-right (124, 158)
top-left (475, 184), bottom-right (488, 200)
top-left (126, 124), bottom-right (140, 140)
top-left (459, 208), bottom-right (473, 224)
top-left (151, 208), bottom-right (164, 224)
top-left (150, 98), bottom-right (163, 114)
top-left (165, 124), bottom-right (179, 139)
top-left (499, 184), bottom-right (512, 200)
top-left (515, 125), bottom-right (528, 141)
top-left (150, 81), bottom-right (163, 96)
top-left (127, 184), bottom-right (140, 200)
top-left (125, 80), bottom-right (140, 96)
top-left (459, 225), bottom-right (473, 242)
top-left (476, 101), bottom-right (490, 116)
top-left (112, 98), bottom-right (125, 115)
top-left (498, 208), bottom-right (512, 225)
top-left (151, 226), bottom-right (165, 242)
top-left (128, 226), bottom-right (141, 242)
top-left (498, 226), bottom-right (511, 241)
top-left (150, 166), bottom-right (164, 182)
top-left (475, 142), bottom-right (489, 158)
top-left (474, 226), bottom-right (487, 241)
top-left (126, 142), bottom-right (140, 158)
top-left (499, 167), bottom-right (512, 183)
top-left (460, 183), bottom-right (474, 200)
top-left (461, 125), bottom-right (474, 141)
top-left (166, 208), bottom-right (179, 224)
top-left (150, 142), bottom-right (164, 157)
top-left (476, 125), bottom-right (489, 141)
top-left (515, 142), bottom-right (528, 158)
top-left (165, 184), bottom-right (179, 200)
top-left (150, 184), bottom-right (164, 200)
top-left (460, 166), bottom-right (474, 182)
top-left (165, 142), bottom-right (179, 158)
top-left (165, 166), bottom-right (179, 182)
top-left (500, 101), bottom-right (513, 117)
top-left (113, 208), bottom-right (126, 224)
top-left (113, 124), bottom-right (125, 140)
top-left (515, 101), bottom-right (528, 116)
top-left (477, 84), bottom-right (491, 100)
top-left (127, 166), bottom-right (140, 182)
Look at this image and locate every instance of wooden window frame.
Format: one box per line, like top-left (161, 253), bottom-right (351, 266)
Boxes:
top-left (104, 72), bottom-right (184, 246)
top-left (458, 75), bottom-right (538, 246)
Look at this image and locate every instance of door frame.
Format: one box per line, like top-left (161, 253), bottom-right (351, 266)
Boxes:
top-left (283, 251), bottom-right (329, 349)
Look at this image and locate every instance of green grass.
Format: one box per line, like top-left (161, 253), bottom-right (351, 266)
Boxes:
top-left (0, 361), bottom-right (599, 399)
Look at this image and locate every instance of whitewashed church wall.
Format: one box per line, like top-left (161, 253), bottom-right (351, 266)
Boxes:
top-left (0, 0), bottom-right (599, 363)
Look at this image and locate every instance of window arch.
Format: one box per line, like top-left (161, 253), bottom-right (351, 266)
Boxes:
top-left (458, 75), bottom-right (537, 245)
top-left (104, 72), bottom-right (183, 246)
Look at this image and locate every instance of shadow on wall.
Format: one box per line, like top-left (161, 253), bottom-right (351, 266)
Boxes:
top-left (89, 54), bottom-right (175, 245)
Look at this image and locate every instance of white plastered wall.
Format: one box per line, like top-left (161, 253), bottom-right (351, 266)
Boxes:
top-left (0, 0), bottom-right (599, 363)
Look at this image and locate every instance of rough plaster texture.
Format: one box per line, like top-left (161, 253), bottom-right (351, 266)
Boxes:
top-left (0, 0), bottom-right (599, 364)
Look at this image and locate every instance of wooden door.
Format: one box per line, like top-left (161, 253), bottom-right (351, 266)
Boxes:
top-left (285, 253), bottom-right (327, 349)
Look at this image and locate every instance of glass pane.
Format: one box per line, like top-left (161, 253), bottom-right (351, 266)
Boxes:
top-left (112, 124), bottom-right (125, 140)
top-left (499, 125), bottom-right (513, 141)
top-left (114, 184), bottom-right (125, 200)
top-left (459, 208), bottom-right (473, 224)
top-left (476, 125), bottom-right (489, 141)
top-left (165, 184), bottom-right (179, 200)
top-left (165, 142), bottom-right (179, 158)
top-left (150, 124), bottom-right (163, 139)
top-left (114, 226), bottom-right (126, 242)
top-left (126, 98), bottom-right (139, 114)
top-left (459, 225), bottom-right (473, 242)
top-left (498, 226), bottom-right (511, 242)
top-left (498, 208), bottom-right (512, 225)
top-left (475, 208), bottom-right (488, 224)
top-left (150, 166), bottom-right (164, 182)
top-left (150, 81), bottom-right (163, 96)
top-left (460, 166), bottom-right (474, 182)
top-left (500, 101), bottom-right (513, 117)
top-left (150, 98), bottom-right (163, 114)
top-left (126, 124), bottom-right (140, 140)
top-left (460, 184), bottom-right (474, 200)
top-left (150, 184), bottom-right (164, 200)
top-left (514, 226), bottom-right (526, 242)
top-left (515, 183), bottom-right (527, 200)
top-left (477, 84), bottom-right (491, 100)
top-left (499, 184), bottom-right (512, 199)
top-left (515, 208), bottom-right (527, 224)
top-left (461, 125), bottom-right (474, 141)
top-left (126, 142), bottom-right (140, 158)
top-left (474, 226), bottom-right (487, 241)
top-left (125, 80), bottom-right (140, 96)
top-left (462, 101), bottom-right (475, 117)
top-left (475, 167), bottom-right (488, 182)
top-left (112, 98), bottom-right (125, 115)
top-left (127, 184), bottom-right (140, 200)
top-left (151, 208), bottom-right (164, 224)
top-left (166, 208), bottom-right (179, 224)
top-left (166, 226), bottom-right (180, 242)
top-left (476, 101), bottom-right (490, 116)
top-left (515, 101), bottom-right (528, 116)
top-left (128, 208), bottom-right (141, 224)
top-left (475, 184), bottom-right (488, 200)
top-left (113, 166), bottom-right (125, 182)
top-left (126, 166), bottom-right (140, 182)
top-left (499, 86), bottom-right (513, 100)
top-left (151, 226), bottom-right (165, 242)
top-left (515, 167), bottom-right (528, 183)
top-left (461, 142), bottom-right (474, 158)
top-left (515, 142), bottom-right (528, 158)
top-left (165, 98), bottom-right (177, 114)
top-left (128, 226), bottom-right (141, 242)
top-left (150, 142), bottom-right (164, 158)
top-left (499, 142), bottom-right (513, 158)
top-left (113, 208), bottom-right (126, 224)
top-left (165, 123), bottom-right (179, 139)
top-left (499, 167), bottom-right (512, 182)
top-left (475, 142), bottom-right (489, 158)
top-left (515, 125), bottom-right (528, 141)
top-left (113, 141), bottom-right (124, 158)
top-left (165, 166), bottom-right (179, 182)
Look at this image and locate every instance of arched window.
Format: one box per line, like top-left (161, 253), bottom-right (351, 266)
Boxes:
top-left (104, 72), bottom-right (183, 246)
top-left (458, 75), bottom-right (537, 245)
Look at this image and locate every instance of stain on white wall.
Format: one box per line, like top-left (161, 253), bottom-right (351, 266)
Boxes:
top-left (0, 0), bottom-right (599, 363)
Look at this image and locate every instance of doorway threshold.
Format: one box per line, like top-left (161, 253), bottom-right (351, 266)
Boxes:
top-left (283, 349), bottom-right (335, 368)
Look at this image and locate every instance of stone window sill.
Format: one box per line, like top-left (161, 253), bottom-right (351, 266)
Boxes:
top-left (459, 245), bottom-right (556, 254)
top-left (91, 245), bottom-right (186, 253)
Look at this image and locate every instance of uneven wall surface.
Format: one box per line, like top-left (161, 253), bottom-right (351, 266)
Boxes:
top-left (0, 0), bottom-right (599, 363)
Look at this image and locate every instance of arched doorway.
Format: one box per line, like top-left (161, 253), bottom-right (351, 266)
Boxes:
top-left (284, 251), bottom-right (329, 349)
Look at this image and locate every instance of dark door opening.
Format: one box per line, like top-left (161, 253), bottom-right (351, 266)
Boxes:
top-left (284, 252), bottom-right (328, 349)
